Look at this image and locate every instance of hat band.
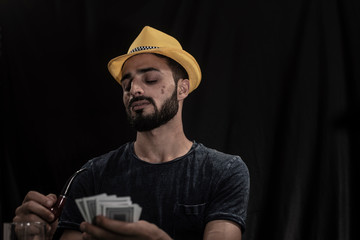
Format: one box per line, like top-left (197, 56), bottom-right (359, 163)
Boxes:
top-left (129, 46), bottom-right (160, 54)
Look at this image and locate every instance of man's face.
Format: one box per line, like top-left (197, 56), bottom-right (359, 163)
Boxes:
top-left (121, 54), bottom-right (179, 131)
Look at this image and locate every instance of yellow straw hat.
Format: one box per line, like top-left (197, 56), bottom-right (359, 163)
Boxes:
top-left (108, 26), bottom-right (201, 93)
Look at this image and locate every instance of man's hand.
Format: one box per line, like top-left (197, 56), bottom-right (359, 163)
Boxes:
top-left (13, 191), bottom-right (58, 240)
top-left (80, 215), bottom-right (172, 240)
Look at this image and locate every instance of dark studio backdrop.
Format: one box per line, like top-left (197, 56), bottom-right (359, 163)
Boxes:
top-left (0, 0), bottom-right (358, 239)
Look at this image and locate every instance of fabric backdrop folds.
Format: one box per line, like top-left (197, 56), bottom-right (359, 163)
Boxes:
top-left (0, 0), bottom-right (358, 239)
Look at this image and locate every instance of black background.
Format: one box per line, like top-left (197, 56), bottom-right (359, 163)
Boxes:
top-left (1, 0), bottom-right (358, 239)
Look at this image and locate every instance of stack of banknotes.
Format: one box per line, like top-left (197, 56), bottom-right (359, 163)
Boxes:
top-left (75, 193), bottom-right (142, 222)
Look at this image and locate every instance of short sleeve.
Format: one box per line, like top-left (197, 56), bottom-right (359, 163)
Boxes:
top-left (205, 156), bottom-right (250, 232)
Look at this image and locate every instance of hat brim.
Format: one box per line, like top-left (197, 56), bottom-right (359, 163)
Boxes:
top-left (107, 48), bottom-right (201, 93)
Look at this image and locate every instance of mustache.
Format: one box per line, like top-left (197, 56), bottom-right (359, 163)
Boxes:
top-left (128, 96), bottom-right (156, 108)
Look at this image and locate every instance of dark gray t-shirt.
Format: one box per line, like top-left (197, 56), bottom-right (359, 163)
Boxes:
top-left (56, 142), bottom-right (250, 239)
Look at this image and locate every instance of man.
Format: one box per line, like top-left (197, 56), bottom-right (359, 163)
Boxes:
top-left (13, 26), bottom-right (250, 240)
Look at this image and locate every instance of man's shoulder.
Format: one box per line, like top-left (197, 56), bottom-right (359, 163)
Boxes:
top-left (193, 142), bottom-right (247, 170)
top-left (82, 142), bottom-right (133, 169)
top-left (194, 142), bottom-right (242, 161)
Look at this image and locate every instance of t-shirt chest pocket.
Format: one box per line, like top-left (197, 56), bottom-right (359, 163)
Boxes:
top-left (173, 203), bottom-right (207, 239)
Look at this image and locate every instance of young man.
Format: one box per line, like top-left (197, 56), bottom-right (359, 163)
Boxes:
top-left (13, 26), bottom-right (250, 240)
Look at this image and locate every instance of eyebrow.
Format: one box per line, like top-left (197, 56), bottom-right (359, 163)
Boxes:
top-left (120, 67), bottom-right (160, 83)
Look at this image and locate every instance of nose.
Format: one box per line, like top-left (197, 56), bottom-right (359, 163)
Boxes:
top-left (129, 79), bottom-right (144, 97)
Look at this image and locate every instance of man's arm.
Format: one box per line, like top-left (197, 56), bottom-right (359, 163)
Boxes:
top-left (60, 218), bottom-right (242, 240)
top-left (78, 216), bottom-right (172, 240)
top-left (203, 220), bottom-right (242, 240)
top-left (60, 230), bottom-right (82, 240)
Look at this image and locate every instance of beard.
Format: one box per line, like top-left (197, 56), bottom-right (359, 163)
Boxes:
top-left (126, 89), bottom-right (179, 132)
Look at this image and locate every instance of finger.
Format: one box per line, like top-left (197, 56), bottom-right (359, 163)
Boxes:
top-left (23, 191), bottom-right (57, 208)
top-left (94, 216), bottom-right (135, 235)
top-left (15, 193), bottom-right (56, 223)
top-left (16, 200), bottom-right (53, 219)
top-left (14, 203), bottom-right (55, 224)
top-left (81, 221), bottom-right (122, 240)
top-left (94, 216), bottom-right (155, 237)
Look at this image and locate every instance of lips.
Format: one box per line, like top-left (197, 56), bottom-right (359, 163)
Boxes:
top-left (129, 99), bottom-right (151, 111)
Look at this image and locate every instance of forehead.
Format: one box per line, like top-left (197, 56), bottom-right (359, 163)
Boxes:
top-left (122, 53), bottom-right (170, 75)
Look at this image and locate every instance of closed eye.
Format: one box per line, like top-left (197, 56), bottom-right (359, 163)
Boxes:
top-left (146, 79), bottom-right (157, 84)
top-left (122, 80), bottom-right (132, 92)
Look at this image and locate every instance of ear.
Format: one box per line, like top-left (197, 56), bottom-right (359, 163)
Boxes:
top-left (177, 79), bottom-right (190, 100)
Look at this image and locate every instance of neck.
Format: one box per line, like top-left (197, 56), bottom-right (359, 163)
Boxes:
top-left (134, 114), bottom-right (192, 163)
